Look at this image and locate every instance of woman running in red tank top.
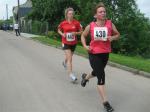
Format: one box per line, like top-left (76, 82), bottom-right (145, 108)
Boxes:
top-left (81, 2), bottom-right (120, 112)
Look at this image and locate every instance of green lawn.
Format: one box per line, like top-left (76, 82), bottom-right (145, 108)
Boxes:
top-left (32, 36), bottom-right (150, 73)
top-left (109, 53), bottom-right (150, 73)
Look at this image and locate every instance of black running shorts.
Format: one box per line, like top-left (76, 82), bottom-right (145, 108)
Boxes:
top-left (62, 43), bottom-right (76, 52)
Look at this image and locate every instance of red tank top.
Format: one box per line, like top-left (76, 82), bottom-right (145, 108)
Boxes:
top-left (89, 20), bottom-right (113, 54)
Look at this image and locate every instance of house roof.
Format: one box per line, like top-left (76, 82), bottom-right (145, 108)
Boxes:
top-left (13, 0), bottom-right (32, 15)
top-left (18, 7), bottom-right (32, 17)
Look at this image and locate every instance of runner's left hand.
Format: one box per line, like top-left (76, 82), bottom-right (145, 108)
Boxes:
top-left (72, 32), bottom-right (76, 36)
top-left (108, 36), bottom-right (114, 42)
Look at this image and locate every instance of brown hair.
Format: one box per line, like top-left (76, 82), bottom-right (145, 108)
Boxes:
top-left (65, 7), bottom-right (74, 19)
top-left (94, 2), bottom-right (106, 14)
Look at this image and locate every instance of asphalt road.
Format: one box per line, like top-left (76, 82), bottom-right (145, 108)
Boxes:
top-left (0, 30), bottom-right (150, 112)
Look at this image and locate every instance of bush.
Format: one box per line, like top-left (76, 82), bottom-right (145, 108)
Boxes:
top-left (47, 31), bottom-right (59, 39)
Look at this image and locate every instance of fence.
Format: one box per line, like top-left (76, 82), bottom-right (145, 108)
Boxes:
top-left (21, 20), bottom-right (48, 35)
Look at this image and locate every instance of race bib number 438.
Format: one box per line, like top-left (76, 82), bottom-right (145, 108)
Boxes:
top-left (94, 27), bottom-right (108, 41)
top-left (66, 33), bottom-right (75, 42)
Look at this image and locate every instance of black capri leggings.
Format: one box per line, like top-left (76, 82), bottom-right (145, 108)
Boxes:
top-left (89, 53), bottom-right (109, 85)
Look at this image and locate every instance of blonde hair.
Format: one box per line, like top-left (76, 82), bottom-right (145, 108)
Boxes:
top-left (65, 7), bottom-right (74, 19)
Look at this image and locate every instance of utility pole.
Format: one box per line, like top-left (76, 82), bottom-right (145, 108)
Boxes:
top-left (17, 0), bottom-right (21, 32)
top-left (6, 4), bottom-right (8, 20)
top-left (17, 0), bottom-right (20, 22)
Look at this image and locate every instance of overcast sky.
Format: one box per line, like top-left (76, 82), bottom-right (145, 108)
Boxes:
top-left (0, 0), bottom-right (26, 20)
top-left (0, 0), bottom-right (150, 20)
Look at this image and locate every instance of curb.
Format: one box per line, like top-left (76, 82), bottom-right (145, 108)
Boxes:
top-left (138, 71), bottom-right (150, 78)
top-left (108, 61), bottom-right (150, 78)
top-left (6, 31), bottom-right (39, 38)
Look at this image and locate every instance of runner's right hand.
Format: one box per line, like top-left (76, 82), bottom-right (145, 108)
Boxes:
top-left (62, 33), bottom-right (66, 38)
top-left (84, 45), bottom-right (90, 52)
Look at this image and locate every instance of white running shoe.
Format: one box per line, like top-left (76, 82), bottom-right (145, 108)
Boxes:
top-left (70, 73), bottom-right (77, 82)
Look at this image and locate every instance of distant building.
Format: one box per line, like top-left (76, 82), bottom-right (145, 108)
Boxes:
top-left (12, 0), bottom-right (32, 28)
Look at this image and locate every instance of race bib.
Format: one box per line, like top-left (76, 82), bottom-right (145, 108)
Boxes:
top-left (66, 33), bottom-right (75, 42)
top-left (94, 27), bottom-right (108, 41)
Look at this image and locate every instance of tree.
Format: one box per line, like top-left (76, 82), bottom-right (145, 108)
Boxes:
top-left (30, 0), bottom-right (80, 30)
top-left (28, 0), bottom-right (150, 58)
top-left (76, 0), bottom-right (150, 57)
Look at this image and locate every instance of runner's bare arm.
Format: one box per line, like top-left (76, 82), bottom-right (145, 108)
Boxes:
top-left (73, 29), bottom-right (83, 36)
top-left (58, 28), bottom-right (65, 37)
top-left (108, 23), bottom-right (120, 42)
top-left (81, 25), bottom-right (90, 50)
top-left (72, 24), bottom-right (83, 36)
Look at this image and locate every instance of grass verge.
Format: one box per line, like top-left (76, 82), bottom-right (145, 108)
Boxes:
top-left (32, 36), bottom-right (150, 73)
